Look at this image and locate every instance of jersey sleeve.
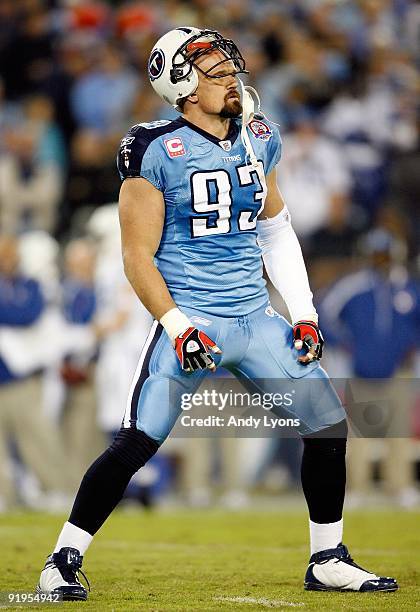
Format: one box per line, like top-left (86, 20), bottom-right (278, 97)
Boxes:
top-left (265, 121), bottom-right (282, 175)
top-left (117, 125), bottom-right (165, 191)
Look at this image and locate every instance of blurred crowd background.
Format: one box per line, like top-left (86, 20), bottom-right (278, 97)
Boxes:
top-left (0, 0), bottom-right (419, 513)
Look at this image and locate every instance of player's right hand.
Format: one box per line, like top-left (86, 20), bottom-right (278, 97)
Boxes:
top-left (175, 327), bottom-right (222, 373)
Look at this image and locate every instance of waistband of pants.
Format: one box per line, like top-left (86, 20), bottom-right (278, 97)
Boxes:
top-left (181, 300), bottom-right (278, 326)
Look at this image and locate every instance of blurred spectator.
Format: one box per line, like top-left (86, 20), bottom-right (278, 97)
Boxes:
top-left (388, 125), bottom-right (420, 256)
top-left (0, 235), bottom-right (44, 383)
top-left (70, 42), bottom-right (140, 134)
top-left (60, 239), bottom-right (104, 491)
top-left (321, 51), bottom-right (418, 227)
top-left (16, 230), bottom-right (97, 423)
top-left (277, 112), bottom-right (352, 249)
top-left (404, 0), bottom-right (420, 58)
top-left (115, 2), bottom-right (158, 39)
top-left (0, 95), bottom-right (65, 233)
top-left (319, 228), bottom-right (420, 507)
top-left (129, 88), bottom-right (169, 125)
top-left (0, 234), bottom-right (70, 510)
top-left (0, 77), bottom-right (21, 151)
top-left (181, 434), bottom-right (251, 509)
top-left (254, 12), bottom-right (295, 126)
top-left (67, 1), bottom-right (110, 34)
top-left (18, 229), bottom-right (61, 303)
top-left (60, 129), bottom-right (120, 232)
top-left (45, 35), bottom-right (93, 144)
top-left (0, 0), bottom-right (55, 100)
top-left (320, 228), bottom-right (419, 378)
top-left (62, 239), bottom-right (97, 325)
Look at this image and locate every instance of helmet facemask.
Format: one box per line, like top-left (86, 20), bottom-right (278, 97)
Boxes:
top-left (170, 29), bottom-right (248, 86)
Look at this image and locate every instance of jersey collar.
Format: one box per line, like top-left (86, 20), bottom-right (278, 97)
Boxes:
top-left (176, 116), bottom-right (239, 147)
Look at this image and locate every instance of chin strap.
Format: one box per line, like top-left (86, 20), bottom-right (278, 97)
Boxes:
top-left (238, 78), bottom-right (282, 168)
top-left (238, 78), bottom-right (259, 168)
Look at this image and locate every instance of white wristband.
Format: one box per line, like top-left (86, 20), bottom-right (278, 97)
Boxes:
top-left (160, 307), bottom-right (192, 343)
top-left (295, 313), bottom-right (318, 325)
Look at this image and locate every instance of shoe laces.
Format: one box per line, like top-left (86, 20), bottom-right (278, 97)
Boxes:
top-left (50, 551), bottom-right (91, 592)
top-left (314, 544), bottom-right (368, 574)
top-left (333, 549), bottom-right (367, 573)
top-left (57, 563), bottom-right (90, 592)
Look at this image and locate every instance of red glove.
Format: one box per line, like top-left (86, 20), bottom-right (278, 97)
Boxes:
top-left (175, 327), bottom-right (221, 373)
top-left (293, 320), bottom-right (324, 365)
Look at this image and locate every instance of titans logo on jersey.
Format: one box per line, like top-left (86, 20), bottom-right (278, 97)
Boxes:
top-left (117, 116), bottom-right (282, 316)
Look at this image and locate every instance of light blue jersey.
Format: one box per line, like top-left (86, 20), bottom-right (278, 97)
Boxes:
top-left (117, 116), bottom-right (344, 441)
top-left (117, 116), bottom-right (282, 316)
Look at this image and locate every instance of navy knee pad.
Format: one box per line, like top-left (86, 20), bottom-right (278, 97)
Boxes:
top-left (69, 428), bottom-right (160, 535)
top-left (109, 427), bottom-right (160, 473)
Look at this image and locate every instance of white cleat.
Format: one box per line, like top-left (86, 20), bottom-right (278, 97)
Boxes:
top-left (37, 547), bottom-right (89, 601)
top-left (304, 544), bottom-right (398, 592)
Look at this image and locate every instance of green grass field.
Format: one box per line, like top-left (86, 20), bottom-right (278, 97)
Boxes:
top-left (1, 509), bottom-right (419, 611)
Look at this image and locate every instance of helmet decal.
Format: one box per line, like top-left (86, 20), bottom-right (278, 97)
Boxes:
top-left (148, 49), bottom-right (165, 81)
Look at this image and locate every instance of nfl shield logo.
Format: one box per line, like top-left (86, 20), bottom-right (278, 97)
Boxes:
top-left (219, 140), bottom-right (232, 151)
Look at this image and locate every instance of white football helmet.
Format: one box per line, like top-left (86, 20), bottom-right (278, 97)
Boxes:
top-left (148, 27), bottom-right (247, 110)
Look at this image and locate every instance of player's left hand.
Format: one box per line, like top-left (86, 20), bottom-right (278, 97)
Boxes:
top-left (292, 320), bottom-right (324, 365)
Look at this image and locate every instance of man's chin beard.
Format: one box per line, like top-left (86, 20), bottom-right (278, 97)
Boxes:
top-left (219, 99), bottom-right (242, 119)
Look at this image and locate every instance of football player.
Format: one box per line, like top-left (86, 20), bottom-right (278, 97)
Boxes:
top-left (37, 27), bottom-right (398, 599)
